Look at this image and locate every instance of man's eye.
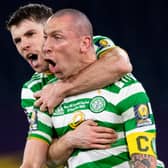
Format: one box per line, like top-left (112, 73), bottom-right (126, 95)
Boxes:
top-left (27, 32), bottom-right (34, 36)
top-left (54, 35), bottom-right (62, 40)
top-left (43, 35), bottom-right (47, 39)
top-left (14, 38), bottom-right (21, 44)
top-left (25, 31), bottom-right (35, 37)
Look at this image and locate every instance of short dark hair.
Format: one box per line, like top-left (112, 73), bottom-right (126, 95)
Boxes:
top-left (6, 3), bottom-right (53, 30)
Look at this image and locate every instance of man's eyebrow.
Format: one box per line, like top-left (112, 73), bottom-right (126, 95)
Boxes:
top-left (24, 29), bottom-right (36, 34)
top-left (51, 30), bottom-right (62, 35)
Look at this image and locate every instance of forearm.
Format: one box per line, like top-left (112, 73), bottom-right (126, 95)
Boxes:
top-left (63, 46), bottom-right (132, 96)
top-left (33, 46), bottom-right (133, 112)
top-left (47, 132), bottom-right (74, 166)
top-left (131, 153), bottom-right (157, 168)
top-left (20, 139), bottom-right (49, 168)
top-left (47, 120), bottom-right (118, 166)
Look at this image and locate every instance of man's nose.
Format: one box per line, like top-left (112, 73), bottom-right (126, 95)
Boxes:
top-left (20, 38), bottom-right (31, 51)
top-left (43, 39), bottom-right (52, 58)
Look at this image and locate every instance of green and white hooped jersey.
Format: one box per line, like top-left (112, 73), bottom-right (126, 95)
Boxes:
top-left (93, 35), bottom-right (115, 58)
top-left (21, 35), bottom-right (116, 144)
top-left (21, 36), bottom-right (164, 167)
top-left (21, 72), bottom-right (56, 144)
top-left (52, 73), bottom-right (164, 168)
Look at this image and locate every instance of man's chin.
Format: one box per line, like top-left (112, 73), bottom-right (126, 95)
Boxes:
top-left (33, 67), bottom-right (48, 73)
top-left (55, 72), bottom-right (65, 79)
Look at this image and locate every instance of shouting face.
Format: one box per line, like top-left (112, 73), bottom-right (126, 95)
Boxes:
top-left (10, 19), bottom-right (49, 73)
top-left (43, 15), bottom-right (88, 79)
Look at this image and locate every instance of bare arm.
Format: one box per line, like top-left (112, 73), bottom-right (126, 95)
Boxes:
top-left (47, 120), bottom-right (117, 166)
top-left (131, 153), bottom-right (157, 168)
top-left (65, 46), bottom-right (132, 94)
top-left (34, 46), bottom-right (132, 113)
top-left (20, 139), bottom-right (49, 168)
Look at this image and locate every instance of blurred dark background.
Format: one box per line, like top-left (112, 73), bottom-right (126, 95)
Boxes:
top-left (0, 0), bottom-right (167, 166)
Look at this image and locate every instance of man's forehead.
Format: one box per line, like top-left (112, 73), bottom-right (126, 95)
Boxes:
top-left (11, 20), bottom-right (43, 36)
top-left (44, 16), bottom-right (74, 34)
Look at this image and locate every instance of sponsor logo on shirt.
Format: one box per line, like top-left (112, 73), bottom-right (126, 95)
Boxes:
top-left (89, 96), bottom-right (106, 113)
top-left (29, 110), bottom-right (38, 131)
top-left (134, 104), bottom-right (152, 127)
top-left (69, 111), bottom-right (85, 129)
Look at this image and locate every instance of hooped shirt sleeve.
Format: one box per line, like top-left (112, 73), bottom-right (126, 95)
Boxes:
top-left (117, 80), bottom-right (157, 158)
top-left (93, 35), bottom-right (116, 59)
top-left (21, 77), bottom-right (53, 144)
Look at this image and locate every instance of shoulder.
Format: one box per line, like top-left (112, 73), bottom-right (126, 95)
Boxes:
top-left (21, 72), bottom-right (44, 109)
top-left (93, 35), bottom-right (115, 46)
top-left (116, 73), bottom-right (139, 88)
top-left (105, 73), bottom-right (144, 93)
top-left (22, 72), bottom-right (43, 89)
top-left (93, 35), bottom-right (116, 58)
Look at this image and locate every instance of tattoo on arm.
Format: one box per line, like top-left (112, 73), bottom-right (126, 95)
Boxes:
top-left (131, 153), bottom-right (157, 168)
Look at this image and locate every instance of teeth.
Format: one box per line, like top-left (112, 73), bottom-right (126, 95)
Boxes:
top-left (45, 59), bottom-right (56, 66)
top-left (27, 54), bottom-right (38, 60)
top-left (27, 54), bottom-right (32, 58)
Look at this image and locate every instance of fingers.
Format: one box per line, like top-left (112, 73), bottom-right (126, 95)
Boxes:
top-left (34, 97), bottom-right (55, 113)
top-left (81, 120), bottom-right (98, 126)
top-left (72, 121), bottom-right (118, 149)
top-left (34, 98), bottom-right (42, 107)
top-left (94, 126), bottom-right (116, 134)
top-left (94, 127), bottom-right (118, 143)
top-left (34, 91), bottom-right (41, 99)
top-left (34, 98), bottom-right (47, 112)
top-left (40, 103), bottom-right (48, 112)
top-left (93, 129), bottom-right (118, 146)
top-left (95, 132), bottom-right (117, 140)
top-left (94, 136), bottom-right (117, 144)
top-left (48, 106), bottom-right (54, 114)
top-left (86, 133), bottom-right (117, 149)
top-left (86, 143), bottom-right (111, 149)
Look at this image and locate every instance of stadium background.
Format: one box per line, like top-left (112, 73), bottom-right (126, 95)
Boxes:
top-left (0, 0), bottom-right (167, 167)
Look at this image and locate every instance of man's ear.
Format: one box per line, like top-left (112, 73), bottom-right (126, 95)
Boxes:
top-left (80, 36), bottom-right (91, 53)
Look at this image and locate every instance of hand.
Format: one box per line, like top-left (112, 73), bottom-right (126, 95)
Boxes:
top-left (34, 81), bottom-right (67, 113)
top-left (65, 120), bottom-right (117, 149)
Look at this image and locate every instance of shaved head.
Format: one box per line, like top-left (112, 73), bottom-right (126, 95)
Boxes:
top-left (50, 8), bottom-right (93, 37)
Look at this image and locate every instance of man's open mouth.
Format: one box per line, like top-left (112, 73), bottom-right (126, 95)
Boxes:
top-left (27, 54), bottom-right (38, 61)
top-left (45, 59), bottom-right (56, 66)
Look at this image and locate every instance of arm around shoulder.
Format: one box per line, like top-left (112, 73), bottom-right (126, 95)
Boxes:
top-left (64, 46), bottom-right (133, 96)
top-left (100, 46), bottom-right (133, 79)
top-left (33, 46), bottom-right (133, 112)
top-left (20, 139), bottom-right (49, 168)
